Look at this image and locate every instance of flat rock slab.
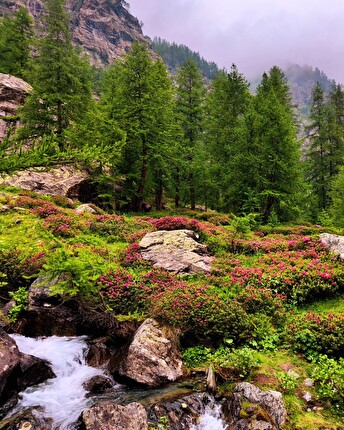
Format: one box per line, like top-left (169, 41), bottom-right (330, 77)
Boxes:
top-left (0, 165), bottom-right (89, 197)
top-left (320, 233), bottom-right (344, 259)
top-left (81, 401), bottom-right (148, 430)
top-left (139, 229), bottom-right (213, 274)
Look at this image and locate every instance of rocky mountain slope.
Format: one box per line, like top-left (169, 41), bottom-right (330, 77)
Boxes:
top-left (0, 0), bottom-right (146, 66)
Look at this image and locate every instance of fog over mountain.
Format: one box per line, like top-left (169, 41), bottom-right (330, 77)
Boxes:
top-left (128, 0), bottom-right (344, 83)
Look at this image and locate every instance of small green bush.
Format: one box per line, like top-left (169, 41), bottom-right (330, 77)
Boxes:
top-left (310, 355), bottom-right (344, 417)
top-left (8, 287), bottom-right (29, 322)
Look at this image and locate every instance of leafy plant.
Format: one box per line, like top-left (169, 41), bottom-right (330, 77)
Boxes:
top-left (182, 346), bottom-right (211, 368)
top-left (310, 355), bottom-right (344, 417)
top-left (8, 287), bottom-right (29, 322)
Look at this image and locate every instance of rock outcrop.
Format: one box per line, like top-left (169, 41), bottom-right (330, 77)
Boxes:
top-left (0, 332), bottom-right (54, 408)
top-left (0, 73), bottom-right (32, 142)
top-left (139, 230), bottom-right (213, 274)
top-left (109, 318), bottom-right (184, 387)
top-left (0, 0), bottom-right (147, 68)
top-left (148, 393), bottom-right (222, 430)
top-left (0, 165), bottom-right (90, 198)
top-left (0, 332), bottom-right (21, 404)
top-left (320, 233), bottom-right (344, 259)
top-left (80, 401), bottom-right (148, 430)
top-left (224, 382), bottom-right (287, 430)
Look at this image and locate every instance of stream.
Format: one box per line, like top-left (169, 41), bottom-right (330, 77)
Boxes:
top-left (6, 334), bottom-right (227, 430)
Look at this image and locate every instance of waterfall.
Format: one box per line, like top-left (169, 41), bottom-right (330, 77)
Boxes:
top-left (190, 401), bottom-right (227, 430)
top-left (8, 334), bottom-right (106, 430)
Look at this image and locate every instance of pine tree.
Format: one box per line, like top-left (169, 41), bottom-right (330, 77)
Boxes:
top-left (19, 0), bottom-right (92, 151)
top-left (102, 42), bottom-right (176, 210)
top-left (0, 7), bottom-right (34, 79)
top-left (306, 83), bottom-right (334, 212)
top-left (175, 60), bottom-right (205, 209)
top-left (225, 67), bottom-right (302, 221)
top-left (253, 67), bottom-right (302, 222)
top-left (205, 65), bottom-right (251, 211)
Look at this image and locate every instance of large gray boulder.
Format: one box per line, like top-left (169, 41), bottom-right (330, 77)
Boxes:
top-left (109, 318), bottom-right (184, 387)
top-left (139, 230), bottom-right (213, 274)
top-left (81, 402), bottom-right (148, 430)
top-left (0, 332), bottom-right (21, 404)
top-left (232, 382), bottom-right (287, 429)
top-left (320, 233), bottom-right (344, 259)
top-left (0, 73), bottom-right (32, 142)
top-left (0, 165), bottom-right (90, 198)
top-left (0, 332), bottom-right (54, 407)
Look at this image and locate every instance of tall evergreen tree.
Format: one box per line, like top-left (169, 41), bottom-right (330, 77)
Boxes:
top-left (306, 83), bottom-right (334, 212)
top-left (175, 60), bottom-right (205, 209)
top-left (205, 65), bottom-right (252, 211)
top-left (19, 0), bottom-right (92, 150)
top-left (253, 67), bottom-right (302, 222)
top-left (0, 7), bottom-right (34, 80)
top-left (102, 42), bottom-right (176, 211)
top-left (225, 67), bottom-right (302, 221)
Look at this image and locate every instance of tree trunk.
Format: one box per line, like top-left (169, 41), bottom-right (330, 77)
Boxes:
top-left (135, 140), bottom-right (148, 212)
top-left (190, 172), bottom-right (196, 210)
top-left (175, 167), bottom-right (180, 208)
top-left (155, 171), bottom-right (164, 210)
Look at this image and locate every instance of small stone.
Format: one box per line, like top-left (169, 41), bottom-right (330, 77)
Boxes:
top-left (75, 204), bottom-right (97, 214)
top-left (303, 392), bottom-right (312, 402)
top-left (303, 378), bottom-right (314, 387)
top-left (287, 369), bottom-right (300, 379)
top-left (14, 219), bottom-right (22, 224)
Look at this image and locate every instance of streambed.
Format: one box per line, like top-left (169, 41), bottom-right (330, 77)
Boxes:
top-left (5, 335), bottom-right (227, 430)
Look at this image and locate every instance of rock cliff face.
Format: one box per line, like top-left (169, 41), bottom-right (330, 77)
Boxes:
top-left (0, 73), bottom-right (32, 141)
top-left (0, 0), bottom-right (146, 66)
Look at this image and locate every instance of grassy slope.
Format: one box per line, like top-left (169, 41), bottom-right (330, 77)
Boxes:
top-left (0, 186), bottom-right (343, 429)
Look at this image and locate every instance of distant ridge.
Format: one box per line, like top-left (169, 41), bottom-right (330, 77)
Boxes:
top-left (151, 37), bottom-right (219, 79)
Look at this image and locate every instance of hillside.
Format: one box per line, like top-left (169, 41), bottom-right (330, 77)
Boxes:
top-left (151, 37), bottom-right (219, 79)
top-left (0, 0), bottom-right (146, 66)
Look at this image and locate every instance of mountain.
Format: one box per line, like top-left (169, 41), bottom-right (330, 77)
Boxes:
top-left (284, 64), bottom-right (335, 117)
top-left (151, 37), bottom-right (219, 79)
top-left (251, 64), bottom-right (336, 118)
top-left (0, 0), bottom-right (146, 66)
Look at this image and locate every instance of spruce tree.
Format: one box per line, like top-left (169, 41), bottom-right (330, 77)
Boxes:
top-left (19, 0), bottom-right (92, 151)
top-left (205, 65), bottom-right (251, 211)
top-left (175, 60), bottom-right (205, 209)
top-left (253, 67), bottom-right (302, 222)
top-left (225, 67), bottom-right (302, 221)
top-left (0, 7), bottom-right (34, 79)
top-left (102, 42), bottom-right (176, 210)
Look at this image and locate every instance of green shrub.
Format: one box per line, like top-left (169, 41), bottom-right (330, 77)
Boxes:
top-left (211, 346), bottom-right (261, 379)
top-left (182, 346), bottom-right (212, 368)
top-left (8, 287), bottom-right (29, 322)
top-left (310, 355), bottom-right (344, 417)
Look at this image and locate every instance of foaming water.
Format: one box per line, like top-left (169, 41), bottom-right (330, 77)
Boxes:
top-left (8, 334), bottom-right (106, 430)
top-left (190, 402), bottom-right (227, 430)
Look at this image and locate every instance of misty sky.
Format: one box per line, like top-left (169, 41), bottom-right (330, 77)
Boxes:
top-left (128, 0), bottom-right (344, 83)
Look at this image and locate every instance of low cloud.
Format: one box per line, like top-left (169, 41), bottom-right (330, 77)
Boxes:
top-left (128, 0), bottom-right (344, 83)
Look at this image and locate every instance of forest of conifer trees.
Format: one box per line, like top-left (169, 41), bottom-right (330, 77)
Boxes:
top-left (1, 0), bottom-right (344, 226)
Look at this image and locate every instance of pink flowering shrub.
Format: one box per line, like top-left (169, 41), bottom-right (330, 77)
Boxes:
top-left (288, 311), bottom-right (344, 358)
top-left (149, 216), bottom-right (201, 231)
top-left (235, 286), bottom-right (287, 324)
top-left (0, 248), bottom-right (46, 288)
top-left (119, 243), bottom-right (151, 268)
top-left (212, 238), bottom-right (344, 304)
top-left (149, 283), bottom-right (251, 343)
top-left (43, 214), bottom-right (79, 237)
top-left (30, 202), bottom-right (62, 218)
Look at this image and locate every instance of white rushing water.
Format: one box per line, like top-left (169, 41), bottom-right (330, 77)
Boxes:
top-left (9, 334), bottom-right (106, 430)
top-left (190, 402), bottom-right (227, 430)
